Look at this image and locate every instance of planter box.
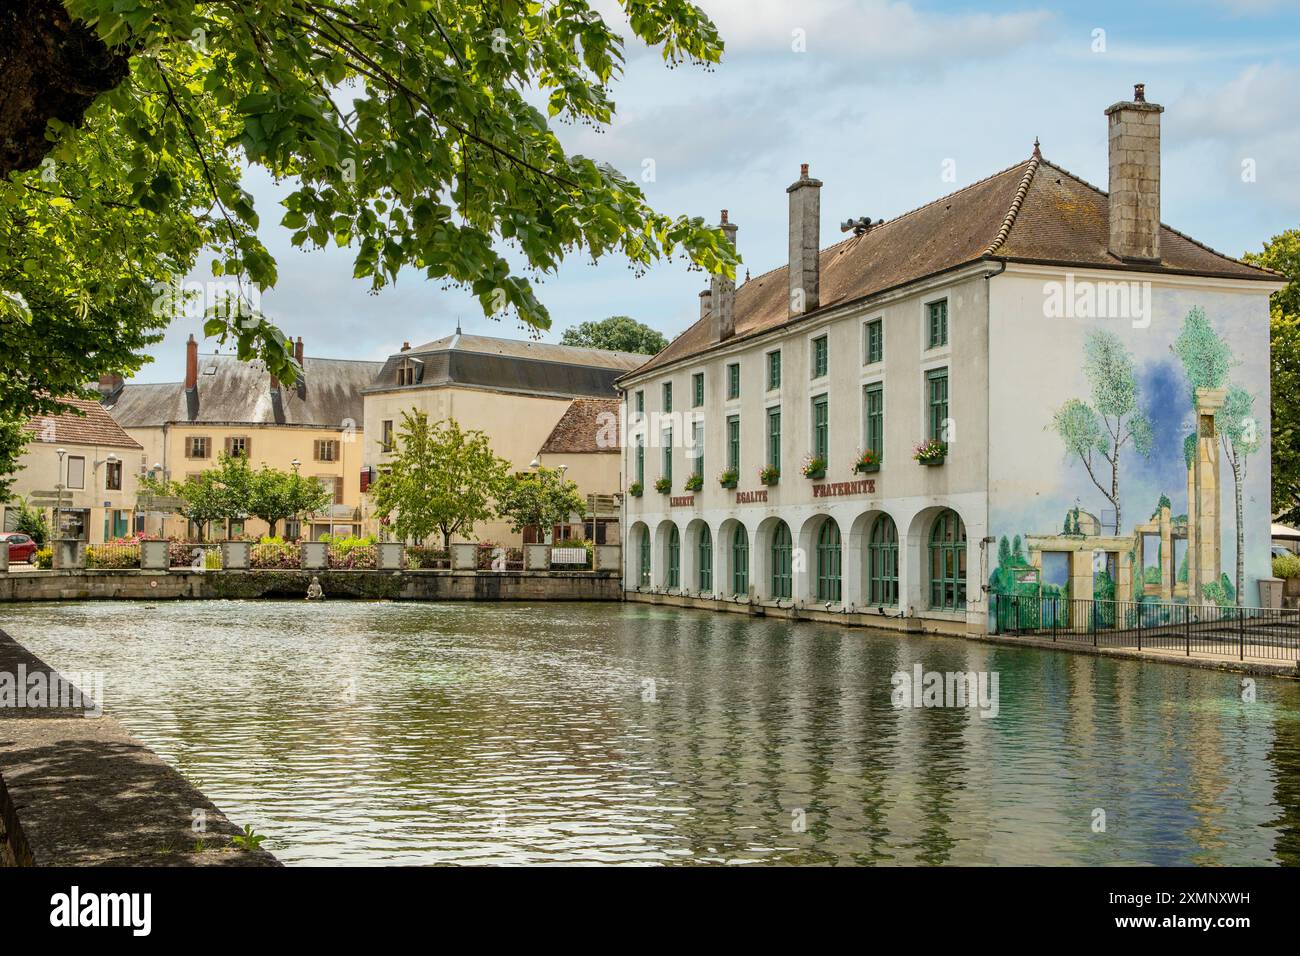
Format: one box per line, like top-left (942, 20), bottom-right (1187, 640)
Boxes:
top-left (53, 538), bottom-right (86, 570)
top-left (1258, 576), bottom-right (1284, 609)
top-left (854, 463), bottom-right (880, 474)
top-left (450, 542), bottom-right (478, 570)
top-left (524, 544), bottom-right (550, 571)
top-left (141, 539), bottom-right (170, 571)
top-left (221, 540), bottom-right (251, 570)
top-left (804, 469), bottom-right (826, 481)
top-left (301, 541), bottom-right (328, 570)
top-left (1284, 577), bottom-right (1300, 599)
top-left (377, 542), bottom-right (405, 571)
top-left (595, 544), bottom-right (622, 572)
top-left (719, 480), bottom-right (738, 490)
top-left (920, 458), bottom-right (945, 467)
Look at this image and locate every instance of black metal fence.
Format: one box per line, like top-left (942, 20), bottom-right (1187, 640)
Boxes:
top-left (991, 593), bottom-right (1300, 662)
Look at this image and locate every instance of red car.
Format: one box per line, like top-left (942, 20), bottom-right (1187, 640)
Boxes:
top-left (1, 532), bottom-right (39, 564)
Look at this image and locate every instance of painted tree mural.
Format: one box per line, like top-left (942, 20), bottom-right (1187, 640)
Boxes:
top-left (1051, 330), bottom-right (1153, 533)
top-left (1172, 306), bottom-right (1259, 605)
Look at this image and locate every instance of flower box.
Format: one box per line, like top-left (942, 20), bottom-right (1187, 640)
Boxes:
top-left (627, 481), bottom-right (643, 498)
top-left (759, 466), bottom-right (780, 487)
top-left (684, 474), bottom-right (704, 492)
top-left (913, 439), bottom-right (948, 466)
top-left (654, 477), bottom-right (672, 494)
top-left (854, 462), bottom-right (880, 474)
top-left (718, 469), bottom-right (739, 489)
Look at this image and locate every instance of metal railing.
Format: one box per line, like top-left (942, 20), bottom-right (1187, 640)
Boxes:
top-left (992, 593), bottom-right (1300, 662)
top-left (85, 542), bottom-right (141, 569)
top-left (169, 542), bottom-right (223, 571)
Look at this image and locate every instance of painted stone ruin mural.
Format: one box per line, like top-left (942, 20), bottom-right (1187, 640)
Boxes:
top-left (992, 303), bottom-right (1265, 623)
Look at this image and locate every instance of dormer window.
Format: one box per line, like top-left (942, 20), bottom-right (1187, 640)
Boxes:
top-left (397, 361), bottom-right (416, 386)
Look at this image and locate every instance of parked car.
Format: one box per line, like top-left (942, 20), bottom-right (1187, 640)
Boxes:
top-left (1272, 545), bottom-right (1294, 560)
top-left (0, 532), bottom-right (39, 564)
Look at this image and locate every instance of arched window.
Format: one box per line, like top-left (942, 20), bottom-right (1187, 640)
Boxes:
top-left (770, 521), bottom-right (792, 599)
top-left (731, 525), bottom-right (749, 597)
top-left (815, 520), bottom-right (842, 602)
top-left (929, 509), bottom-right (967, 610)
top-left (667, 525), bottom-right (680, 589)
top-left (867, 515), bottom-right (899, 606)
top-left (638, 527), bottom-right (651, 587)
top-left (698, 525), bottom-right (713, 593)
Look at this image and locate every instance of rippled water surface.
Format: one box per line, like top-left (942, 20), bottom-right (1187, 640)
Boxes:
top-left (4, 600), bottom-right (1299, 865)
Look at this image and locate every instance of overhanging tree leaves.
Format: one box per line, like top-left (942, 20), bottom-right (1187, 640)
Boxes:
top-left (3, 0), bottom-right (737, 384)
top-left (368, 411), bottom-right (510, 548)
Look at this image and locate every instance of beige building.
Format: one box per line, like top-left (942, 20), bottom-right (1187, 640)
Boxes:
top-left (2, 398), bottom-right (144, 544)
top-left (363, 332), bottom-right (636, 544)
top-left (105, 335), bottom-right (381, 540)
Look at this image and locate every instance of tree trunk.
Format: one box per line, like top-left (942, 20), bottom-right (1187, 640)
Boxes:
top-left (0, 1), bottom-right (130, 176)
top-left (266, 518), bottom-right (279, 538)
top-left (1230, 451), bottom-right (1245, 606)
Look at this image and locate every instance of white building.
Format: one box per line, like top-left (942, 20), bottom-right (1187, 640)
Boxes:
top-left (618, 86), bottom-right (1281, 635)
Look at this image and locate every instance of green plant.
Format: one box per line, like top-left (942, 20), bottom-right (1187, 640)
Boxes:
top-left (405, 546), bottom-right (449, 570)
top-left (718, 468), bottom-right (738, 489)
top-left (1272, 553), bottom-right (1300, 579)
top-left (9, 495), bottom-right (49, 545)
top-left (853, 449), bottom-right (880, 473)
top-left (913, 439), bottom-right (948, 464)
top-left (229, 825), bottom-right (266, 851)
top-left (759, 465), bottom-right (780, 486)
top-left (627, 481), bottom-right (643, 497)
top-left (34, 548), bottom-right (52, 569)
top-left (654, 476), bottom-right (672, 494)
top-left (684, 473), bottom-right (703, 492)
top-left (801, 456), bottom-right (826, 478)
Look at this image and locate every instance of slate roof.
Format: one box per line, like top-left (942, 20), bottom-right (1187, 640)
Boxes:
top-left (28, 399), bottom-right (144, 450)
top-left (539, 398), bottom-right (622, 454)
top-left (627, 153), bottom-right (1279, 379)
top-left (369, 332), bottom-right (642, 399)
top-left (105, 354), bottom-right (383, 428)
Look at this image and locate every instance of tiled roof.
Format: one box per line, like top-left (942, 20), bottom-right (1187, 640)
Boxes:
top-left (539, 398), bottom-right (621, 454)
top-left (627, 153), bottom-right (1278, 379)
top-left (27, 399), bottom-right (144, 450)
top-left (105, 354), bottom-right (383, 428)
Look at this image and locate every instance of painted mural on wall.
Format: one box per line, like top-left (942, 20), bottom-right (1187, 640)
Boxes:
top-left (988, 285), bottom-right (1270, 613)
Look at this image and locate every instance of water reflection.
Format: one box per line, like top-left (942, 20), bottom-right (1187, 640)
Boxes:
top-left (4, 600), bottom-right (1298, 865)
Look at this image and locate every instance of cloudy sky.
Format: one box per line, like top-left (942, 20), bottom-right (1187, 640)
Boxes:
top-left (135, 0), bottom-right (1300, 381)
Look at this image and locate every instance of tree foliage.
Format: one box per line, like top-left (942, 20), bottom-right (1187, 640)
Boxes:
top-left (368, 412), bottom-right (510, 547)
top-left (497, 466), bottom-right (586, 537)
top-left (559, 315), bottom-right (668, 355)
top-left (1243, 229), bottom-right (1300, 524)
top-left (1050, 330), bottom-right (1152, 531)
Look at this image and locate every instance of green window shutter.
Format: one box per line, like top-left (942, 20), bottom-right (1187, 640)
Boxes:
top-left (767, 351), bottom-right (781, 390)
top-left (813, 395), bottom-right (829, 462)
top-left (766, 407), bottom-right (781, 469)
top-left (692, 372), bottom-right (704, 407)
top-left (635, 390), bottom-right (644, 414)
top-left (812, 336), bottom-right (828, 378)
top-left (662, 382), bottom-right (672, 413)
top-left (865, 384), bottom-right (883, 459)
top-left (692, 420), bottom-right (704, 477)
top-left (635, 440), bottom-right (644, 484)
top-left (727, 415), bottom-right (740, 472)
top-left (927, 368), bottom-right (949, 441)
top-left (866, 320), bottom-right (883, 364)
top-left (698, 525), bottom-right (712, 592)
top-left (928, 300), bottom-right (948, 348)
top-left (727, 363), bottom-right (740, 399)
top-left (662, 428), bottom-right (672, 483)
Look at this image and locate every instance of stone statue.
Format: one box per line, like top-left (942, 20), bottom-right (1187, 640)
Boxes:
top-left (306, 576), bottom-right (324, 600)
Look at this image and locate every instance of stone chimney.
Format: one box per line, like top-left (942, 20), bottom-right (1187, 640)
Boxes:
top-left (97, 373), bottom-right (123, 400)
top-left (698, 289), bottom-right (712, 320)
top-left (184, 334), bottom-right (198, 390)
top-left (787, 163), bottom-right (822, 316)
top-left (710, 210), bottom-right (737, 342)
top-left (1105, 83), bottom-right (1163, 262)
top-left (294, 336), bottom-right (304, 364)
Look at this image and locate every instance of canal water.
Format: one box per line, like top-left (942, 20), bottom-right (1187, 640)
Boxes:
top-left (4, 600), bottom-right (1298, 865)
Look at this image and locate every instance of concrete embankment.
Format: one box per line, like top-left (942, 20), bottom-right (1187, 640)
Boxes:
top-left (0, 569), bottom-right (623, 602)
top-left (0, 630), bottom-right (278, 866)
